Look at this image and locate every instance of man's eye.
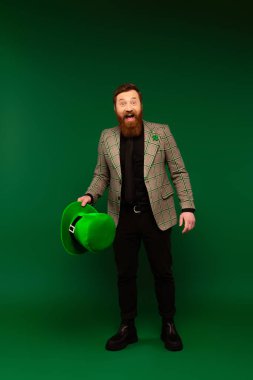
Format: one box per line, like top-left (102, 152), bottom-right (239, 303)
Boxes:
top-left (131, 101), bottom-right (137, 105)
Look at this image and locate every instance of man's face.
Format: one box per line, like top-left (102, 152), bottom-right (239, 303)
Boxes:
top-left (114, 89), bottom-right (143, 137)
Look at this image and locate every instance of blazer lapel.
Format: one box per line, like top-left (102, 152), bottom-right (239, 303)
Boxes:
top-left (143, 120), bottom-right (160, 179)
top-left (105, 127), bottom-right (122, 180)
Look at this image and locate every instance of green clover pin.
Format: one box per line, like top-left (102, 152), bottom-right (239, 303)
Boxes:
top-left (152, 134), bottom-right (159, 141)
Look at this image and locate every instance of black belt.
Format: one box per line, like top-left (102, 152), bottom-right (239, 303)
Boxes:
top-left (68, 215), bottom-right (84, 252)
top-left (121, 202), bottom-right (151, 214)
top-left (69, 216), bottom-right (82, 234)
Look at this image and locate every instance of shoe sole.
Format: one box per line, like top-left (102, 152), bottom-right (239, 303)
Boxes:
top-left (105, 336), bottom-right (138, 351)
top-left (160, 335), bottom-right (183, 351)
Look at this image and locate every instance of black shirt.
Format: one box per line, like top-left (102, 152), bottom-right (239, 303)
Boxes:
top-left (120, 126), bottom-right (150, 205)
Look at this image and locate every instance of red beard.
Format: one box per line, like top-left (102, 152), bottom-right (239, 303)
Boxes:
top-left (116, 110), bottom-right (143, 137)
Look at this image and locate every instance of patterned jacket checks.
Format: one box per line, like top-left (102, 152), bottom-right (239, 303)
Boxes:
top-left (85, 120), bottom-right (195, 231)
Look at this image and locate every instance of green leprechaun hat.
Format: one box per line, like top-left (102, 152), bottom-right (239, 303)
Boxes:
top-left (61, 201), bottom-right (116, 255)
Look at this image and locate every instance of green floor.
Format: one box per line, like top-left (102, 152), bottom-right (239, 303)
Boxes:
top-left (1, 300), bottom-right (252, 380)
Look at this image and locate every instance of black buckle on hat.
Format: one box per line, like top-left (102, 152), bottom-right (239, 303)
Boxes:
top-left (69, 216), bottom-right (82, 234)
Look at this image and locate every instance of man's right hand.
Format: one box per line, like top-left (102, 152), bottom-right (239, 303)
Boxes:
top-left (77, 195), bottom-right (92, 207)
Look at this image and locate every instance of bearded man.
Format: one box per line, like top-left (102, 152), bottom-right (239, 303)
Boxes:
top-left (77, 83), bottom-right (196, 351)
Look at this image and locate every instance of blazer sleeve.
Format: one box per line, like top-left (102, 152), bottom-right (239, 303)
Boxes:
top-left (84, 130), bottom-right (110, 204)
top-left (163, 125), bottom-right (195, 210)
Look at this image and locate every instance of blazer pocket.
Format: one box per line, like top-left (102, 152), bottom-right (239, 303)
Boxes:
top-left (161, 185), bottom-right (174, 199)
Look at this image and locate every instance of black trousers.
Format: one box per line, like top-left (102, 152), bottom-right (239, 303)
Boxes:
top-left (113, 204), bottom-right (176, 321)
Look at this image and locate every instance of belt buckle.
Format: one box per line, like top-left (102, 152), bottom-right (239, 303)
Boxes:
top-left (133, 205), bottom-right (141, 214)
top-left (69, 224), bottom-right (75, 233)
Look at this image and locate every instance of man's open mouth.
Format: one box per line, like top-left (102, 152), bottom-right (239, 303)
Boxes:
top-left (124, 113), bottom-right (135, 120)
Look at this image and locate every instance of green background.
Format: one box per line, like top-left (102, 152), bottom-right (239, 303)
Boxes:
top-left (1, 0), bottom-right (252, 378)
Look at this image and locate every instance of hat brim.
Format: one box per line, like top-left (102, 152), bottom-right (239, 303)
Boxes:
top-left (61, 201), bottom-right (98, 255)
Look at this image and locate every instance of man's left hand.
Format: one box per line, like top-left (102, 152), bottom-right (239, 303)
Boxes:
top-left (179, 212), bottom-right (196, 234)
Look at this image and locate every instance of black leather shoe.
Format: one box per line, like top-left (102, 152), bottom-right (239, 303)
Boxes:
top-left (161, 321), bottom-right (183, 351)
top-left (105, 323), bottom-right (138, 351)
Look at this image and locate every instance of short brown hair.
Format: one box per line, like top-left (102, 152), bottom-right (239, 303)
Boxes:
top-left (113, 83), bottom-right (142, 105)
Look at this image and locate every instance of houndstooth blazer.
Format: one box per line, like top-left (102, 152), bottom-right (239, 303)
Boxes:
top-left (85, 120), bottom-right (195, 231)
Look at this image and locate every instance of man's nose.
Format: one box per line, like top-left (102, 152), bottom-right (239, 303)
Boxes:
top-left (125, 104), bottom-right (133, 111)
